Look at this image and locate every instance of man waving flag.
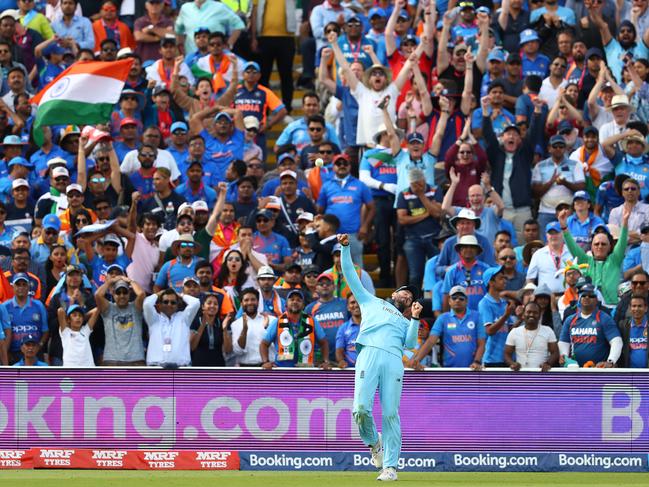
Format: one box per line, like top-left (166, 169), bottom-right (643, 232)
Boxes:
top-left (30, 59), bottom-right (134, 145)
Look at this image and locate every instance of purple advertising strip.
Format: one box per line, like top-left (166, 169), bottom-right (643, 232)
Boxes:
top-left (0, 369), bottom-right (648, 451)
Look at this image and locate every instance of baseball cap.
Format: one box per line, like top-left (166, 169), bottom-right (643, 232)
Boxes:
top-left (65, 264), bottom-right (83, 275)
top-left (506, 53), bottom-right (521, 64)
top-left (113, 280), bottom-right (130, 292)
top-left (257, 265), bottom-right (275, 278)
top-left (11, 178), bottom-right (29, 190)
top-left (102, 234), bottom-right (122, 246)
top-left (160, 33), bottom-right (177, 46)
top-left (586, 47), bottom-right (604, 60)
top-left (256, 209), bottom-right (274, 220)
top-left (397, 9), bottom-right (410, 20)
top-left (277, 152), bottom-right (295, 165)
top-left (573, 190), bottom-right (590, 202)
top-left (449, 285), bottom-right (467, 297)
top-left (520, 29), bottom-right (540, 45)
top-left (286, 288), bottom-right (304, 300)
top-left (331, 243), bottom-right (343, 254)
top-left (170, 121), bottom-right (188, 133)
top-left (557, 120), bottom-right (573, 135)
top-left (192, 200), bottom-right (209, 212)
top-left (66, 183), bottom-right (83, 194)
top-left (545, 221), bottom-right (562, 234)
top-left (317, 272), bottom-right (334, 282)
top-left (487, 50), bottom-right (505, 63)
top-left (297, 212), bottom-right (314, 222)
top-left (20, 334), bottom-right (38, 346)
top-left (583, 126), bottom-right (599, 136)
top-left (368, 7), bottom-right (387, 18)
top-left (502, 123), bottom-right (520, 134)
top-left (243, 61), bottom-right (261, 72)
top-left (42, 214), bottom-right (61, 231)
top-left (66, 304), bottom-right (83, 316)
top-left (579, 283), bottom-right (597, 296)
top-left (458, 1), bottom-right (475, 9)
top-left (183, 276), bottom-right (200, 286)
top-left (482, 265), bottom-right (504, 285)
top-left (194, 26), bottom-right (210, 35)
top-left (8, 156), bottom-right (32, 169)
top-left (549, 134), bottom-right (566, 146)
top-left (52, 167), bottom-right (70, 179)
top-left (214, 111), bottom-right (233, 122)
top-left (11, 272), bottom-right (29, 284)
top-left (43, 43), bottom-right (66, 56)
top-left (265, 196), bottom-right (282, 210)
top-left (120, 117), bottom-right (138, 128)
top-left (106, 263), bottom-right (125, 274)
top-left (279, 169), bottom-right (297, 180)
top-left (243, 116), bottom-right (260, 130)
top-left (407, 132), bottom-right (425, 144)
top-left (402, 34), bottom-right (419, 45)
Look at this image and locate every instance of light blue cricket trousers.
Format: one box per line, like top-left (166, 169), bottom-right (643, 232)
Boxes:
top-left (352, 345), bottom-right (404, 469)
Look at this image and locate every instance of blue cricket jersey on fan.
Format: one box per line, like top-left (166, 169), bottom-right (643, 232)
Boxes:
top-left (175, 182), bottom-right (217, 207)
top-left (478, 293), bottom-right (516, 364)
top-left (441, 261), bottom-right (490, 311)
top-left (200, 128), bottom-right (244, 183)
top-left (559, 311), bottom-right (620, 366)
top-left (317, 175), bottom-right (373, 234)
top-left (335, 318), bottom-right (360, 366)
top-left (1, 297), bottom-right (48, 352)
top-left (305, 298), bottom-right (350, 360)
top-left (522, 53), bottom-right (550, 78)
top-left (431, 309), bottom-right (485, 367)
top-left (628, 318), bottom-right (649, 368)
top-left (359, 148), bottom-right (397, 197)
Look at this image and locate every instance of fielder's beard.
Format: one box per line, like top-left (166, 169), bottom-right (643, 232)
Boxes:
top-left (387, 298), bottom-right (407, 313)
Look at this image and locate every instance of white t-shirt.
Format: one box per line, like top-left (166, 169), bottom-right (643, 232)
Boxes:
top-left (539, 77), bottom-right (567, 108)
top-left (505, 325), bottom-right (557, 368)
top-left (61, 325), bottom-right (95, 367)
top-left (350, 82), bottom-right (399, 146)
top-left (120, 149), bottom-right (181, 181)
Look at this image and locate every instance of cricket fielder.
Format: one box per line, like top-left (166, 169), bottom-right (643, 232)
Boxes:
top-left (338, 234), bottom-right (421, 482)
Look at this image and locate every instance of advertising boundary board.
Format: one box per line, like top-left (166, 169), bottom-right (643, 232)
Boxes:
top-left (1, 368), bottom-right (649, 452)
top-left (0, 449), bottom-right (648, 472)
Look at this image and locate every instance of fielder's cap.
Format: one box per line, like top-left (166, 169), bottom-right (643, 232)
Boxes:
top-left (579, 283), bottom-right (597, 296)
top-left (487, 49), bottom-right (505, 63)
top-left (256, 209), bottom-right (274, 219)
top-left (395, 284), bottom-right (419, 300)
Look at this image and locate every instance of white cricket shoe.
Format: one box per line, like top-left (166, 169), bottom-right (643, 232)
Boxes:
top-left (370, 433), bottom-right (383, 469)
top-left (376, 467), bottom-right (398, 481)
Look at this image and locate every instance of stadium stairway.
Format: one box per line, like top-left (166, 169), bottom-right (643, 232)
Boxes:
top-left (266, 56), bottom-right (391, 299)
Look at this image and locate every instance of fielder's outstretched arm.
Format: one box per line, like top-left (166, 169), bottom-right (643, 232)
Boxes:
top-left (339, 235), bottom-right (374, 306)
top-left (405, 302), bottom-right (422, 349)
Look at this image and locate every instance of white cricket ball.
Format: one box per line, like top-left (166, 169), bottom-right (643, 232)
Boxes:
top-left (315, 158), bottom-right (324, 167)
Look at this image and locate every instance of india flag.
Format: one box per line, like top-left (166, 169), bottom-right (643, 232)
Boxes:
top-left (30, 59), bottom-right (134, 145)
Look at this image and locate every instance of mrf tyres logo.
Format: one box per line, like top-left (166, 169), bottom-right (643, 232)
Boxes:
top-left (195, 451), bottom-right (233, 469)
top-left (142, 450), bottom-right (179, 469)
top-left (91, 450), bottom-right (128, 467)
top-left (38, 449), bottom-right (75, 466)
top-left (0, 450), bottom-right (27, 467)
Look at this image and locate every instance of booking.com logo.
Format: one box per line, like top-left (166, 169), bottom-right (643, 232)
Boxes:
top-left (353, 454), bottom-right (437, 470)
top-left (248, 454), bottom-right (334, 470)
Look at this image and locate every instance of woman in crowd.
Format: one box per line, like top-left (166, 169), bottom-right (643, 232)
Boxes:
top-left (190, 293), bottom-right (233, 366)
top-left (45, 244), bottom-right (69, 299)
top-left (216, 249), bottom-right (256, 311)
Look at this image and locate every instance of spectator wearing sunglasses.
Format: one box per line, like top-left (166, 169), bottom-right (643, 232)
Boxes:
top-left (615, 269), bottom-right (649, 330)
top-left (95, 275), bottom-right (146, 366)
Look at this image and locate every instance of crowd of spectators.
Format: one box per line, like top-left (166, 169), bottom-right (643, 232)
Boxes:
top-left (0, 0), bottom-right (647, 371)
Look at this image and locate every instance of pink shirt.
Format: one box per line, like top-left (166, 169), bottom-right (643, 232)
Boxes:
top-left (126, 233), bottom-right (160, 292)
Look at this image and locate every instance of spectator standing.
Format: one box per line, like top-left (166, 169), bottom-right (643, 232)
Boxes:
top-left (335, 292), bottom-right (362, 368)
top-left (190, 293), bottom-right (233, 366)
top-left (92, 0), bottom-right (136, 52)
top-left (231, 287), bottom-right (276, 366)
top-left (479, 266), bottom-right (517, 367)
top-left (441, 235), bottom-right (490, 312)
top-left (526, 221), bottom-right (573, 294)
top-left (51, 0), bottom-right (95, 51)
top-left (565, 191), bottom-right (606, 250)
top-left (618, 294), bottom-right (649, 368)
top-left (133, 0), bottom-right (174, 62)
top-left (504, 301), bottom-right (559, 370)
top-left (57, 304), bottom-right (98, 367)
top-left (143, 289), bottom-right (201, 366)
top-left (95, 276), bottom-right (146, 366)
top-left (154, 234), bottom-right (202, 293)
top-left (608, 177), bottom-right (649, 240)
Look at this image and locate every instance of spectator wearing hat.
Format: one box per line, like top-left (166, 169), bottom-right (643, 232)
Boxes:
top-left (412, 285), bottom-right (485, 369)
top-left (77, 231), bottom-right (133, 290)
top-left (274, 262), bottom-right (304, 295)
top-left (558, 283), bottom-right (621, 367)
top-left (183, 26), bottom-right (211, 68)
top-left (143, 287), bottom-right (200, 367)
top-left (519, 29), bottom-right (550, 78)
top-left (592, 13), bottom-right (649, 82)
top-left (365, 7), bottom-right (387, 47)
top-left (95, 275), bottom-right (146, 365)
top-left (556, 261), bottom-right (587, 320)
top-left (50, 0), bottom-right (94, 52)
top-left (174, 160), bottom-right (217, 208)
top-left (254, 265), bottom-right (285, 317)
top-left (34, 165), bottom-right (71, 225)
top-left (598, 94), bottom-right (636, 145)
top-left (559, 205), bottom-right (629, 308)
top-left (29, 214), bottom-right (69, 266)
top-left (35, 41), bottom-right (66, 91)
top-left (1, 272), bottom-right (49, 364)
top-left (112, 99), bottom-right (142, 150)
top-left (0, 155), bottom-right (31, 204)
top-left (274, 92), bottom-right (340, 153)
top-left (396, 167), bottom-right (442, 289)
top-left (569, 126), bottom-right (613, 197)
top-left (479, 265), bottom-right (517, 367)
top-left (479, 48), bottom-right (507, 99)
top-left (166, 121), bottom-right (189, 165)
top-left (154, 234), bottom-right (203, 293)
top-left (253, 208), bottom-right (293, 274)
top-left (12, 334), bottom-right (48, 366)
top-left (146, 35), bottom-right (195, 91)
top-left (260, 288), bottom-right (330, 368)
top-left (608, 177), bottom-right (649, 237)
top-left (436, 208), bottom-right (495, 280)
top-left (317, 151), bottom-right (374, 267)
top-left (188, 106), bottom-right (245, 184)
top-left (532, 134), bottom-right (586, 232)
top-left (260, 152), bottom-right (309, 196)
top-left (5, 178), bottom-right (34, 234)
top-left (91, 0), bottom-right (136, 53)
top-left (586, 65), bottom-right (623, 131)
top-left (305, 271), bottom-right (349, 361)
top-left (565, 191), bottom-right (606, 249)
top-left (57, 183), bottom-right (98, 234)
top-left (526, 221), bottom-right (573, 294)
top-left (618, 294), bottom-right (649, 368)
top-left (441, 235), bottom-right (490, 311)
top-left (0, 134), bottom-right (27, 179)
top-left (393, 131), bottom-right (438, 202)
top-left (133, 0), bottom-right (174, 62)
top-left (335, 292), bottom-right (362, 367)
top-left (45, 264), bottom-right (95, 365)
top-left (229, 287), bottom-right (276, 366)
top-left (603, 129), bottom-right (649, 200)
top-left (57, 302), bottom-right (97, 367)
top-left (328, 29), bottom-right (417, 147)
top-left (243, 116), bottom-right (263, 162)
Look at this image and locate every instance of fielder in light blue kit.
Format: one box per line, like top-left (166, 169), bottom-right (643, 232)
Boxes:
top-left (338, 234), bottom-right (421, 482)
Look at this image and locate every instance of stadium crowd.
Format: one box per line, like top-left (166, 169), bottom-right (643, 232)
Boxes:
top-left (0, 0), bottom-right (647, 370)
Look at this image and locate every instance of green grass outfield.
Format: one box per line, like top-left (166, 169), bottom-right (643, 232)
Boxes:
top-left (0, 471), bottom-right (648, 487)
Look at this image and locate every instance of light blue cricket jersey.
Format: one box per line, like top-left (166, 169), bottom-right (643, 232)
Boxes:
top-left (341, 244), bottom-right (419, 358)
